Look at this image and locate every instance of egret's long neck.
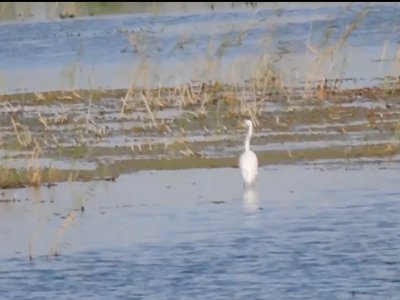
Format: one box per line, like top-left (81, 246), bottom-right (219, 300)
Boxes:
top-left (245, 124), bottom-right (252, 152)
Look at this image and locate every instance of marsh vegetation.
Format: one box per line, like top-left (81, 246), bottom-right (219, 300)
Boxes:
top-left (0, 2), bottom-right (399, 189)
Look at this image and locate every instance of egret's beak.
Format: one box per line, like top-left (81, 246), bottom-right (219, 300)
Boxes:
top-left (236, 121), bottom-right (246, 129)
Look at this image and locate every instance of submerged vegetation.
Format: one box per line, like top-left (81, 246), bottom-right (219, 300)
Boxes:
top-left (0, 2), bottom-right (399, 189)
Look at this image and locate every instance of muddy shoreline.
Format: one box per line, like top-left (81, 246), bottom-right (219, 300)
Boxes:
top-left (1, 82), bottom-right (399, 189)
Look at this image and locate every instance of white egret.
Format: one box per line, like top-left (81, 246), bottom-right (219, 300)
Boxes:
top-left (239, 119), bottom-right (258, 188)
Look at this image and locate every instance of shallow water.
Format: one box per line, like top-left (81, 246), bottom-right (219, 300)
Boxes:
top-left (0, 4), bottom-right (400, 296)
top-left (1, 2), bottom-right (399, 94)
top-left (0, 2), bottom-right (399, 174)
top-left (1, 163), bottom-right (399, 299)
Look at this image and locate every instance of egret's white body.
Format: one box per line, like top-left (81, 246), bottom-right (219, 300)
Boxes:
top-left (239, 120), bottom-right (258, 187)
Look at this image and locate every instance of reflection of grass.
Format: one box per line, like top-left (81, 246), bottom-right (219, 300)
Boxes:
top-left (50, 210), bottom-right (77, 257)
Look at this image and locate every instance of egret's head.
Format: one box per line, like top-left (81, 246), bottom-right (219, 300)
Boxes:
top-left (244, 120), bottom-right (252, 128)
top-left (237, 119), bottom-right (253, 129)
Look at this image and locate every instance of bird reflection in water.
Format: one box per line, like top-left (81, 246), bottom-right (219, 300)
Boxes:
top-left (242, 187), bottom-right (259, 211)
